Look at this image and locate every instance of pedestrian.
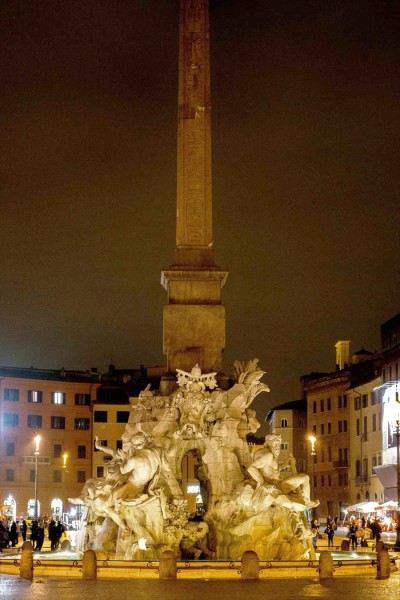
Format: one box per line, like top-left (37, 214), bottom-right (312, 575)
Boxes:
top-left (326, 520), bottom-right (335, 548)
top-left (0, 523), bottom-right (9, 552)
top-left (20, 519), bottom-right (27, 542)
top-left (36, 524), bottom-right (45, 551)
top-left (56, 521), bottom-right (65, 550)
top-left (9, 521), bottom-right (18, 547)
top-left (48, 520), bottom-right (58, 551)
top-left (30, 520), bottom-right (38, 550)
top-left (370, 519), bottom-right (382, 542)
top-left (349, 520), bottom-right (358, 550)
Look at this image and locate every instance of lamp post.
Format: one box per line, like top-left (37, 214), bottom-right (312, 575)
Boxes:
top-left (62, 453), bottom-right (68, 520)
top-left (308, 435), bottom-right (317, 521)
top-left (394, 418), bottom-right (400, 552)
top-left (33, 434), bottom-right (41, 520)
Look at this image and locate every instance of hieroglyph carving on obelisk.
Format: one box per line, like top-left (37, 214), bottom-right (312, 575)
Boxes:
top-left (175, 0), bottom-right (213, 265)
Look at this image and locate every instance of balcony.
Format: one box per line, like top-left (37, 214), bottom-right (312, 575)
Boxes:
top-left (22, 456), bottom-right (51, 464)
top-left (333, 460), bottom-right (348, 468)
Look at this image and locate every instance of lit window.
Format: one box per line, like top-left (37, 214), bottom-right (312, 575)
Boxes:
top-left (52, 392), bottom-right (66, 405)
top-left (28, 390), bottom-right (43, 403)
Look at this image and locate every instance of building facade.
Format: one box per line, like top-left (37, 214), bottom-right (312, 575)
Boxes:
top-left (348, 376), bottom-right (384, 505)
top-left (301, 343), bottom-right (381, 521)
top-left (375, 314), bottom-right (400, 500)
top-left (0, 367), bottom-right (99, 522)
top-left (266, 400), bottom-right (308, 476)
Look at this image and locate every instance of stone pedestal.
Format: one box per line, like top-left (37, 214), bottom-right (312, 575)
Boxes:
top-left (319, 551), bottom-right (333, 579)
top-left (376, 548), bottom-right (391, 580)
top-left (82, 549), bottom-right (97, 579)
top-left (20, 542), bottom-right (33, 580)
top-left (241, 551), bottom-right (259, 580)
top-left (159, 550), bottom-right (177, 580)
top-left (162, 268), bottom-right (228, 375)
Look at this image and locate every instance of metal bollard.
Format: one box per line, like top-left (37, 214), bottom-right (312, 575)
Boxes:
top-left (82, 549), bottom-right (97, 579)
top-left (241, 550), bottom-right (259, 580)
top-left (376, 548), bottom-right (390, 580)
top-left (159, 550), bottom-right (177, 580)
top-left (20, 541), bottom-right (33, 580)
top-left (319, 551), bottom-right (333, 580)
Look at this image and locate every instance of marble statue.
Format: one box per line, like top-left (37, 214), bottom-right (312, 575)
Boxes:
top-left (71, 361), bottom-right (319, 560)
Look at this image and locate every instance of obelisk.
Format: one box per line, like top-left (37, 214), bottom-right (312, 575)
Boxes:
top-left (161, 0), bottom-right (228, 387)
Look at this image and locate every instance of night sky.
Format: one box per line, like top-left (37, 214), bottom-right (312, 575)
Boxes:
top-left (1, 0), bottom-right (399, 418)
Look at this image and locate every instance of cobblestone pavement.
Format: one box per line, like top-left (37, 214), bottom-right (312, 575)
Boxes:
top-left (1, 574), bottom-right (400, 600)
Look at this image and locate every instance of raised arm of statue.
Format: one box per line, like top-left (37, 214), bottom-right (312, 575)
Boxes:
top-left (94, 436), bottom-right (116, 458)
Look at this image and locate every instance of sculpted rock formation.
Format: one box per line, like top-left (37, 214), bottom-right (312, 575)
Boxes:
top-left (70, 360), bottom-right (318, 560)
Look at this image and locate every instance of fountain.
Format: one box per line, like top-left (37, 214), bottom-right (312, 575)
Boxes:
top-left (69, 360), bottom-right (318, 560)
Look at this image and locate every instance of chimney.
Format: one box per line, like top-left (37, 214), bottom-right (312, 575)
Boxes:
top-left (335, 340), bottom-right (351, 370)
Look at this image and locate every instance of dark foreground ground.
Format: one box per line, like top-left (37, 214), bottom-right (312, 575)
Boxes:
top-left (1, 574), bottom-right (400, 600)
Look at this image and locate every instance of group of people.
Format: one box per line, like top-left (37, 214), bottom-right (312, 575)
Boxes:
top-left (31, 519), bottom-right (66, 551)
top-left (311, 516), bottom-right (337, 549)
top-left (347, 516), bottom-right (382, 549)
top-left (0, 519), bottom-right (28, 551)
top-left (0, 517), bottom-right (66, 552)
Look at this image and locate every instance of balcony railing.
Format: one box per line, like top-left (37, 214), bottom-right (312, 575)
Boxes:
top-left (22, 456), bottom-right (51, 464)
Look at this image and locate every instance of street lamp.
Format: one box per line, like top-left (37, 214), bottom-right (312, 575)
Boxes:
top-left (33, 434), bottom-right (41, 520)
top-left (308, 435), bottom-right (317, 520)
top-left (62, 453), bottom-right (68, 520)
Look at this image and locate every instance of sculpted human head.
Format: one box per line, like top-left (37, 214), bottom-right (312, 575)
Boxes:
top-left (264, 434), bottom-right (282, 456)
